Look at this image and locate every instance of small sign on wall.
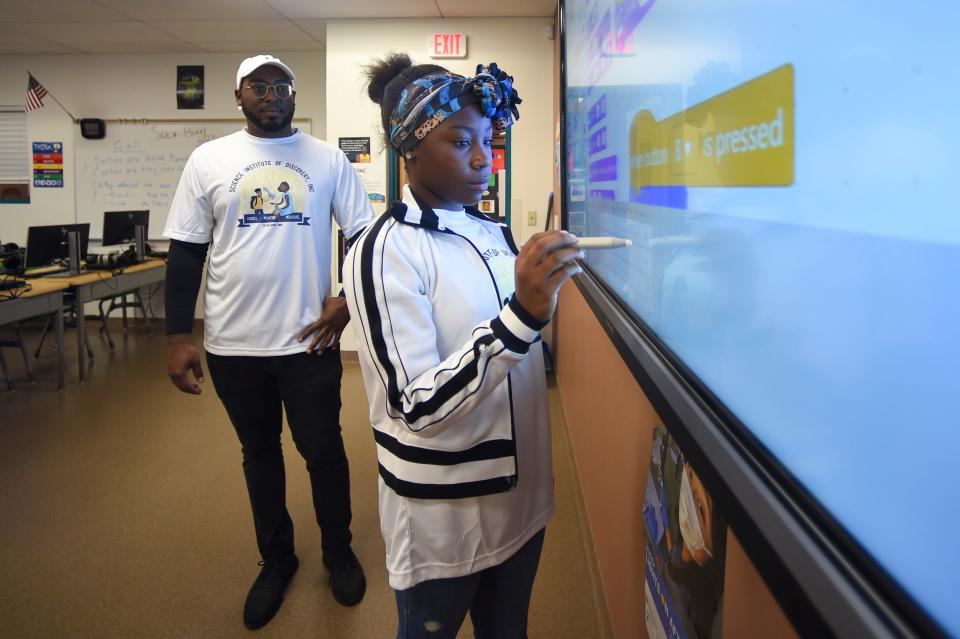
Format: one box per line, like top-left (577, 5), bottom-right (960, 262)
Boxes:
top-left (176, 65), bottom-right (204, 110)
top-left (339, 136), bottom-right (385, 204)
top-left (33, 142), bottom-right (64, 188)
top-left (338, 136), bottom-right (371, 163)
top-left (429, 33), bottom-right (467, 58)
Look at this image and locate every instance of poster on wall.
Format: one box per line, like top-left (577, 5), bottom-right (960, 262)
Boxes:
top-left (479, 172), bottom-right (498, 217)
top-left (339, 136), bottom-right (386, 205)
top-left (338, 136), bottom-right (371, 163)
top-left (32, 142), bottom-right (64, 188)
top-left (176, 65), bottom-right (204, 110)
top-left (643, 424), bottom-right (727, 639)
top-left (492, 146), bottom-right (505, 173)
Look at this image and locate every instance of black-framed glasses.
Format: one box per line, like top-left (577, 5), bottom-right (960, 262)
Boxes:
top-left (246, 82), bottom-right (293, 99)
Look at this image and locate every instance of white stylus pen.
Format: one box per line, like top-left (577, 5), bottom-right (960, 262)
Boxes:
top-left (575, 236), bottom-right (632, 249)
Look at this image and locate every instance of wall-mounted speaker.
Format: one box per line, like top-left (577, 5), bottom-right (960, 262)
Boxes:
top-left (79, 118), bottom-right (106, 139)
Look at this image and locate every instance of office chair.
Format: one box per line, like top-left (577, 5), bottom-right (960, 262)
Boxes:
top-left (34, 294), bottom-right (100, 360)
top-left (35, 287), bottom-right (152, 356)
top-left (0, 323), bottom-right (34, 391)
top-left (99, 290), bottom-right (152, 339)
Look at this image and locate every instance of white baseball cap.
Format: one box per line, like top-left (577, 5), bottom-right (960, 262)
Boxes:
top-left (236, 54), bottom-right (296, 90)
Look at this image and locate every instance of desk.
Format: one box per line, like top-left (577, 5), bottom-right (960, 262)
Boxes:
top-left (0, 279), bottom-right (68, 390)
top-left (44, 258), bottom-right (166, 382)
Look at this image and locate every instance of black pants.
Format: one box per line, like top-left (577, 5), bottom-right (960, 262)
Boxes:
top-left (206, 350), bottom-right (352, 564)
top-left (394, 529), bottom-right (546, 639)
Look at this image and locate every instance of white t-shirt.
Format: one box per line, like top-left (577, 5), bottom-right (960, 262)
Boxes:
top-left (164, 129), bottom-right (375, 356)
top-left (377, 205), bottom-right (554, 590)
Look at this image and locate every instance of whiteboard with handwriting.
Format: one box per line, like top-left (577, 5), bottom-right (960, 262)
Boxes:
top-left (75, 120), bottom-right (311, 239)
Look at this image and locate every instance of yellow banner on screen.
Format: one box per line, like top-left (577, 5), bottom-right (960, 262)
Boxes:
top-left (630, 64), bottom-right (794, 189)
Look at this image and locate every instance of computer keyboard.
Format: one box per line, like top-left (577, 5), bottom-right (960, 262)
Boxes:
top-left (23, 267), bottom-right (69, 278)
top-left (0, 279), bottom-right (26, 291)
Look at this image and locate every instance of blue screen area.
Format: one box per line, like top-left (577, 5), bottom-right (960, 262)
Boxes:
top-left (564, 1), bottom-right (960, 633)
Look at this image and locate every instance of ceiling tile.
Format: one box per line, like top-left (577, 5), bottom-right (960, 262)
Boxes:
top-left (436, 0), bottom-right (556, 17)
top-left (149, 20), bottom-right (316, 44)
top-left (70, 41), bottom-right (205, 54)
top-left (0, 0), bottom-right (129, 22)
top-left (0, 40), bottom-right (82, 54)
top-left (191, 41), bottom-right (324, 53)
top-left (266, 0), bottom-right (440, 19)
top-left (0, 0), bottom-right (551, 54)
top-left (296, 18), bottom-right (326, 42)
top-left (12, 21), bottom-right (188, 44)
top-left (1, 28), bottom-right (49, 43)
top-left (95, 0), bottom-right (283, 21)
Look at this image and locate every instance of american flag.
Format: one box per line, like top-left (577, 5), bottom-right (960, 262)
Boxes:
top-left (25, 74), bottom-right (48, 112)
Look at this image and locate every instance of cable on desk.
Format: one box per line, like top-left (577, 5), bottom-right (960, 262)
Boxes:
top-left (0, 274), bottom-right (31, 301)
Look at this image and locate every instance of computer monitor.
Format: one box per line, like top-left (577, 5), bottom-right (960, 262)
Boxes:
top-left (102, 210), bottom-right (149, 246)
top-left (25, 223), bottom-right (90, 269)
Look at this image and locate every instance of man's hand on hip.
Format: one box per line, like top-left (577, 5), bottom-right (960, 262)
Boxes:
top-left (298, 296), bottom-right (350, 354)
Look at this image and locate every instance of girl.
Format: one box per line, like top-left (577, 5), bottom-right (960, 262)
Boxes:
top-left (344, 54), bottom-right (583, 638)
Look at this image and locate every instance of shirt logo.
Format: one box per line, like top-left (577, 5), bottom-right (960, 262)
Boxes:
top-left (480, 248), bottom-right (513, 259)
top-left (236, 176), bottom-right (311, 228)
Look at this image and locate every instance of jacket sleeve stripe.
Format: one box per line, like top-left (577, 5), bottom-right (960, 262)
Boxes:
top-left (350, 213), bottom-right (398, 405)
top-left (358, 214), bottom-right (408, 411)
top-left (507, 295), bottom-right (550, 332)
top-left (490, 316), bottom-right (530, 354)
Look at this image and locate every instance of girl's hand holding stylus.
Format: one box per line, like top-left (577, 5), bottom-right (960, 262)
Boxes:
top-left (514, 230), bottom-right (583, 321)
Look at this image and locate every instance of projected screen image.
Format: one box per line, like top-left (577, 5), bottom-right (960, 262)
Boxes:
top-left (564, 0), bottom-right (959, 633)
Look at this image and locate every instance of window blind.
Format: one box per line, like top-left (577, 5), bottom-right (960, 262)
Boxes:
top-left (0, 109), bottom-right (29, 183)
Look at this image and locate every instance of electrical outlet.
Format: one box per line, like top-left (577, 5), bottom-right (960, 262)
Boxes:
top-left (527, 211), bottom-right (537, 226)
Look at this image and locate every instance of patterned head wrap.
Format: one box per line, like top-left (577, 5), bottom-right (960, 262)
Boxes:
top-left (388, 62), bottom-right (521, 153)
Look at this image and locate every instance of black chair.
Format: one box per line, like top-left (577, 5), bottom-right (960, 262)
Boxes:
top-left (34, 292), bottom-right (101, 360)
top-left (99, 289), bottom-right (152, 342)
top-left (0, 323), bottom-right (34, 391)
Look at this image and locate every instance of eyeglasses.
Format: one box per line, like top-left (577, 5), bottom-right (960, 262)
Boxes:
top-left (246, 82), bottom-right (293, 99)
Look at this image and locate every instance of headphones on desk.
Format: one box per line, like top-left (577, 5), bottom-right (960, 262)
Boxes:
top-left (1, 242), bottom-right (24, 274)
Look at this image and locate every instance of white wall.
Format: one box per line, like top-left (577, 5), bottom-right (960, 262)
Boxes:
top-left (0, 20), bottom-right (553, 346)
top-left (326, 17), bottom-right (555, 350)
top-left (0, 51), bottom-right (326, 245)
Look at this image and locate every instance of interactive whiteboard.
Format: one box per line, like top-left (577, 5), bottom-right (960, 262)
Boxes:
top-left (563, 0), bottom-right (959, 635)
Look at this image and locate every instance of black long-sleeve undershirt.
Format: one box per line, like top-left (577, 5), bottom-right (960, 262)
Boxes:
top-left (164, 238), bottom-right (209, 335)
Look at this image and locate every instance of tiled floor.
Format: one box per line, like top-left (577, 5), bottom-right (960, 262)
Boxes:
top-left (0, 321), bottom-right (612, 638)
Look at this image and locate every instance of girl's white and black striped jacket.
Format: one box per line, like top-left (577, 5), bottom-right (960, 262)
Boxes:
top-left (343, 189), bottom-right (548, 499)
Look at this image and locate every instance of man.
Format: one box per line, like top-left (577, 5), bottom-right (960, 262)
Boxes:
top-left (164, 54), bottom-right (374, 630)
top-left (269, 181), bottom-right (293, 220)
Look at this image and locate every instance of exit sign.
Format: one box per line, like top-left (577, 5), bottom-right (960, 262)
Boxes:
top-left (429, 33), bottom-right (467, 58)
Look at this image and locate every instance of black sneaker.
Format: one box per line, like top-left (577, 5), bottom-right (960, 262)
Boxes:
top-left (325, 547), bottom-right (366, 606)
top-left (243, 554), bottom-right (299, 630)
